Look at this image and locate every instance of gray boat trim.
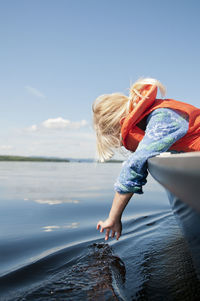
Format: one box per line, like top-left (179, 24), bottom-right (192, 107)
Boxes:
top-left (148, 152), bottom-right (200, 213)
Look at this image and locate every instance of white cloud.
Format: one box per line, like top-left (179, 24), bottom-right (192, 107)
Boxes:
top-left (25, 85), bottom-right (46, 99)
top-left (42, 117), bottom-right (70, 129)
top-left (2, 121), bottom-right (96, 159)
top-left (0, 145), bottom-right (13, 150)
top-left (34, 117), bottom-right (89, 130)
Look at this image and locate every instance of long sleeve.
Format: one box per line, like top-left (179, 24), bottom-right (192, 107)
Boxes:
top-left (114, 108), bottom-right (189, 194)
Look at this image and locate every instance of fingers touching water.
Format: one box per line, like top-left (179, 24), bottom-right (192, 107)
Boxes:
top-left (96, 218), bottom-right (122, 241)
top-left (96, 192), bottom-right (133, 241)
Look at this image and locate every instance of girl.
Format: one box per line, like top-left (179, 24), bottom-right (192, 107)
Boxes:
top-left (92, 78), bottom-right (200, 241)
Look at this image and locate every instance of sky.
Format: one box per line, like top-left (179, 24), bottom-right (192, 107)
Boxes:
top-left (0, 0), bottom-right (200, 159)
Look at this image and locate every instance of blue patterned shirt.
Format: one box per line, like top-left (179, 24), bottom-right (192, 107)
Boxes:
top-left (114, 108), bottom-right (189, 194)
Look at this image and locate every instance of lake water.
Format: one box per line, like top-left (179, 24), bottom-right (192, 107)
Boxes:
top-left (0, 162), bottom-right (199, 300)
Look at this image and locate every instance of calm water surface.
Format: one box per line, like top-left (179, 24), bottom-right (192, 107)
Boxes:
top-left (0, 162), bottom-right (199, 300)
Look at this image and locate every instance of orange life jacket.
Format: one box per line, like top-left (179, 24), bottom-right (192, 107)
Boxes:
top-left (120, 85), bottom-right (200, 152)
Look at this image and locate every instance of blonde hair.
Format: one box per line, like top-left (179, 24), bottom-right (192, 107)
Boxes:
top-left (92, 78), bottom-right (166, 162)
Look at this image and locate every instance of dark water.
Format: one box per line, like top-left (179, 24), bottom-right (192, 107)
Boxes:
top-left (0, 162), bottom-right (199, 301)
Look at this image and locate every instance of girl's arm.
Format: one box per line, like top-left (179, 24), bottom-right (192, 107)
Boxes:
top-left (114, 108), bottom-right (189, 194)
top-left (97, 108), bottom-right (189, 240)
top-left (97, 191), bottom-right (133, 240)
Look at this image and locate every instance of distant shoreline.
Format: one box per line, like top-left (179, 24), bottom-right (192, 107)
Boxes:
top-left (0, 155), bottom-right (70, 162)
top-left (0, 155), bottom-right (123, 163)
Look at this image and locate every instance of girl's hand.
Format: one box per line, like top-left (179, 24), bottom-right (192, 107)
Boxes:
top-left (96, 192), bottom-right (133, 241)
top-left (97, 218), bottom-right (122, 241)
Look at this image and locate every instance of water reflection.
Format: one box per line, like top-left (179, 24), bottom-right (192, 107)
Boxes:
top-left (42, 223), bottom-right (79, 232)
top-left (34, 199), bottom-right (80, 205)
